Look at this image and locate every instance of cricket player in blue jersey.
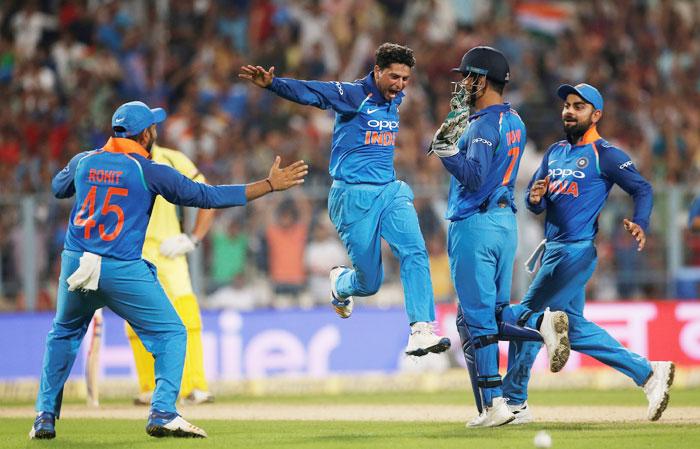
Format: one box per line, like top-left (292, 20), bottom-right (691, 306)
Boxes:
top-left (239, 43), bottom-right (450, 355)
top-left (689, 196), bottom-right (700, 232)
top-left (501, 83), bottom-right (675, 423)
top-left (30, 101), bottom-right (307, 440)
top-left (430, 46), bottom-right (570, 428)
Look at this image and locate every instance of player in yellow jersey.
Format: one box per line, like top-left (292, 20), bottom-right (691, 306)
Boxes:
top-left (126, 143), bottom-right (216, 406)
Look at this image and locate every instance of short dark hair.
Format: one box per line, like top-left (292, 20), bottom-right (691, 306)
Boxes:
top-left (114, 126), bottom-right (149, 142)
top-left (489, 79), bottom-right (505, 95)
top-left (375, 43), bottom-right (416, 69)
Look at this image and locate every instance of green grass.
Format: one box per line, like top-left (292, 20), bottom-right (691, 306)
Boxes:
top-left (5, 387), bottom-right (699, 407)
top-left (3, 388), bottom-right (700, 449)
top-left (2, 420), bottom-right (699, 449)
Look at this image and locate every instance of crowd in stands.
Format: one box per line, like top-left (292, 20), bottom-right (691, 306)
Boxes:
top-left (0, 0), bottom-right (699, 311)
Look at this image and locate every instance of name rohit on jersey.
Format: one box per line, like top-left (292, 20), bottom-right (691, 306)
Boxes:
top-left (88, 168), bottom-right (123, 185)
top-left (364, 119), bottom-right (398, 146)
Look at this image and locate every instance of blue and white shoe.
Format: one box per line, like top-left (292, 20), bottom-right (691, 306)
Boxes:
top-left (29, 411), bottom-right (56, 439)
top-left (507, 401), bottom-right (533, 424)
top-left (644, 361), bottom-right (675, 421)
top-left (146, 410), bottom-right (208, 438)
top-left (405, 322), bottom-right (451, 356)
top-left (330, 266), bottom-right (353, 319)
top-left (539, 308), bottom-right (570, 373)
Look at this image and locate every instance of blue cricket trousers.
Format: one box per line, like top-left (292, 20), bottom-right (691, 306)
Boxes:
top-left (502, 240), bottom-right (653, 404)
top-left (36, 250), bottom-right (186, 416)
top-left (328, 180), bottom-right (435, 323)
top-left (448, 207), bottom-right (517, 406)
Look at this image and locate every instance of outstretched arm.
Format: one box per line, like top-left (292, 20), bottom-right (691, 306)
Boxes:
top-left (238, 65), bottom-right (362, 114)
top-left (143, 156), bottom-right (308, 209)
top-left (245, 156), bottom-right (308, 201)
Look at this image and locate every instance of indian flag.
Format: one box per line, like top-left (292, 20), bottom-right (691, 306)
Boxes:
top-left (516, 2), bottom-right (573, 36)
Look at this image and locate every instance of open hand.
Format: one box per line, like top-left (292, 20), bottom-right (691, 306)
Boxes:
top-left (623, 218), bottom-right (646, 251)
top-left (238, 65), bottom-right (275, 88)
top-left (267, 156), bottom-right (308, 191)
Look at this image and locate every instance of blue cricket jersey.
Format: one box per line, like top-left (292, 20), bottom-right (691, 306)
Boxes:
top-left (53, 137), bottom-right (247, 260)
top-left (268, 72), bottom-right (402, 184)
top-left (440, 103), bottom-right (527, 221)
top-left (526, 127), bottom-right (653, 243)
top-left (689, 196), bottom-right (700, 228)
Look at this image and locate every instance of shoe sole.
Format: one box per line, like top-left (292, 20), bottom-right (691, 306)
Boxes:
top-left (146, 425), bottom-right (206, 438)
top-left (405, 337), bottom-right (451, 357)
top-left (494, 415), bottom-right (517, 427)
top-left (330, 266), bottom-right (352, 319)
top-left (649, 363), bottom-right (675, 421)
top-left (549, 313), bottom-right (570, 373)
top-left (332, 297), bottom-right (353, 319)
top-left (333, 305), bottom-right (352, 319)
top-left (29, 429), bottom-right (56, 439)
top-left (478, 415), bottom-right (516, 428)
top-left (509, 414), bottom-right (533, 425)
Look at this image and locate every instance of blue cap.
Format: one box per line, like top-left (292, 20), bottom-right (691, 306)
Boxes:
top-left (557, 83), bottom-right (604, 111)
top-left (111, 101), bottom-right (167, 137)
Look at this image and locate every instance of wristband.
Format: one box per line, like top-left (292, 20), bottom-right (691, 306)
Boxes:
top-left (265, 178), bottom-right (274, 192)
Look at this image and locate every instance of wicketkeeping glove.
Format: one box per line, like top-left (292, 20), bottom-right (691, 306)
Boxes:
top-left (160, 233), bottom-right (197, 258)
top-left (428, 107), bottom-right (470, 157)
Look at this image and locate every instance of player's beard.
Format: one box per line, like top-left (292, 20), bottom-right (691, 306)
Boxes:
top-left (564, 116), bottom-right (592, 144)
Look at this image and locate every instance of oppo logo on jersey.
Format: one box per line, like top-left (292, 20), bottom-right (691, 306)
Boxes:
top-left (367, 119), bottom-right (399, 131)
top-left (548, 167), bottom-right (586, 179)
top-left (619, 160), bottom-right (634, 170)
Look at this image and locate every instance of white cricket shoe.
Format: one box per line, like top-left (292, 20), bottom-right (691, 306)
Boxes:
top-left (467, 412), bottom-right (486, 427)
top-left (507, 401), bottom-right (533, 424)
top-left (539, 308), bottom-right (570, 372)
top-left (146, 410), bottom-right (208, 438)
top-left (182, 389), bottom-right (215, 405)
top-left (405, 322), bottom-right (451, 356)
top-left (133, 391), bottom-right (153, 406)
top-left (467, 397), bottom-right (515, 428)
top-left (643, 361), bottom-right (675, 421)
top-left (330, 266), bottom-right (353, 319)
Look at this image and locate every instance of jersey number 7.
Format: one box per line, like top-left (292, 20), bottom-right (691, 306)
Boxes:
top-left (74, 186), bottom-right (129, 241)
top-left (501, 146), bottom-right (520, 185)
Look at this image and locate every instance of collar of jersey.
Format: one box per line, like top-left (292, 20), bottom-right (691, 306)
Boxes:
top-left (468, 102), bottom-right (511, 121)
top-left (102, 137), bottom-right (150, 158)
top-left (574, 126), bottom-right (602, 146)
top-left (362, 71), bottom-right (404, 105)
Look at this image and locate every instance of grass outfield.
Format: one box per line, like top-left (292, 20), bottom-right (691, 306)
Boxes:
top-left (2, 419), bottom-right (700, 449)
top-left (4, 387), bottom-right (700, 407)
top-left (2, 388), bottom-right (699, 449)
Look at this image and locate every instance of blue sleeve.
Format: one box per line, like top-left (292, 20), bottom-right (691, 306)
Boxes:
top-left (689, 197), bottom-right (700, 228)
top-left (600, 146), bottom-right (653, 231)
top-left (268, 77), bottom-right (365, 114)
top-left (139, 159), bottom-right (247, 209)
top-left (525, 153), bottom-right (549, 215)
top-left (439, 120), bottom-right (500, 192)
top-left (51, 151), bottom-right (91, 199)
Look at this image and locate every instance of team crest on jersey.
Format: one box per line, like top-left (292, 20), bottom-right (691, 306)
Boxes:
top-left (576, 157), bottom-right (589, 169)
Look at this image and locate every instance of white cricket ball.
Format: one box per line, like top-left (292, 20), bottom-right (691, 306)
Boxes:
top-left (533, 430), bottom-right (552, 448)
